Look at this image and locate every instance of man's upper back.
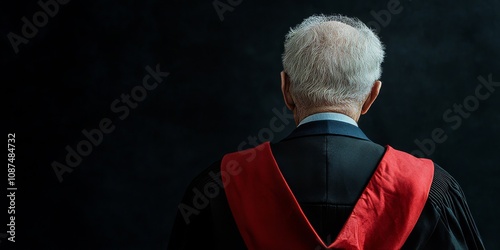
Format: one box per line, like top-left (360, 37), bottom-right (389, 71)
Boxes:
top-left (271, 124), bottom-right (385, 242)
top-left (168, 120), bottom-right (484, 249)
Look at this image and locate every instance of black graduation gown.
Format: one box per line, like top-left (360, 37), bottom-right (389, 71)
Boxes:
top-left (167, 120), bottom-right (484, 249)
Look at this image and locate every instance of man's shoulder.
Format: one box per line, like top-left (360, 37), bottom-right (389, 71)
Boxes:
top-left (428, 164), bottom-right (465, 206)
top-left (382, 146), bottom-right (459, 199)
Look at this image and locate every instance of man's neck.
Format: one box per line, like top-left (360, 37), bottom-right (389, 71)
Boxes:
top-left (298, 112), bottom-right (358, 127)
top-left (294, 107), bottom-right (361, 126)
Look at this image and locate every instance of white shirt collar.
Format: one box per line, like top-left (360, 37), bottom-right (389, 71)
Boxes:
top-left (298, 112), bottom-right (358, 127)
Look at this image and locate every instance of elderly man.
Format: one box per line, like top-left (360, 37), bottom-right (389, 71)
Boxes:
top-left (168, 15), bottom-right (484, 249)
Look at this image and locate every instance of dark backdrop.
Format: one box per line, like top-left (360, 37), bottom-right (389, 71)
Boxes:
top-left (2, 0), bottom-right (499, 249)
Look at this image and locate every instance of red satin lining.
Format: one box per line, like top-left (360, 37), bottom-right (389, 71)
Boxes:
top-left (222, 141), bottom-right (434, 250)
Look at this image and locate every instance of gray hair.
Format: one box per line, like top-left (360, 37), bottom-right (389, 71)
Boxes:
top-left (282, 14), bottom-right (385, 111)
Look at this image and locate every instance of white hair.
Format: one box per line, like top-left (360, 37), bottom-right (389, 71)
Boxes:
top-left (282, 14), bottom-right (385, 111)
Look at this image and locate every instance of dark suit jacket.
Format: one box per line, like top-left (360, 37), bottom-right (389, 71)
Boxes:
top-left (168, 120), bottom-right (484, 249)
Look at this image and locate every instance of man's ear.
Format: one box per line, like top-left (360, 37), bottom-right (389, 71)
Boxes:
top-left (361, 80), bottom-right (382, 115)
top-left (281, 71), bottom-right (295, 110)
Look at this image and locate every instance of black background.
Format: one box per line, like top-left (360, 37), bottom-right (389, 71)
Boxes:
top-left (2, 0), bottom-right (499, 249)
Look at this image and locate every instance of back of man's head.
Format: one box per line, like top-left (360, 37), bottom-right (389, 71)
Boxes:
top-left (282, 14), bottom-right (385, 115)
